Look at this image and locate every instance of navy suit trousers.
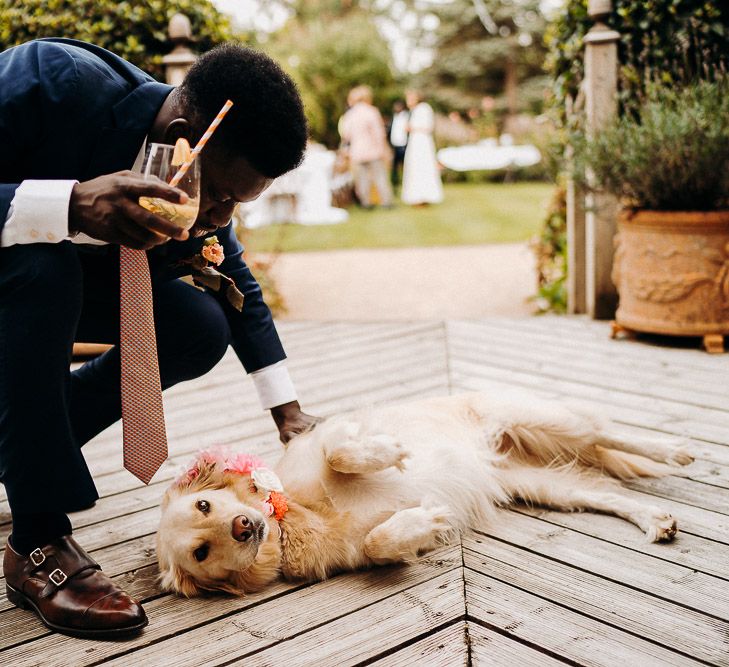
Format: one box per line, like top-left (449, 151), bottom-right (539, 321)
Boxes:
top-left (0, 242), bottom-right (231, 515)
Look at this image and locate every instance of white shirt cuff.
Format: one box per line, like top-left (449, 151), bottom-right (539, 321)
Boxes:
top-left (1, 180), bottom-right (78, 247)
top-left (250, 361), bottom-right (298, 410)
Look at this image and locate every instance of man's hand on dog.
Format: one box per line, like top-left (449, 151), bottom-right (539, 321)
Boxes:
top-left (271, 400), bottom-right (321, 444)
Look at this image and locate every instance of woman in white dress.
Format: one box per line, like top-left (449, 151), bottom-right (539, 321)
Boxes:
top-left (401, 90), bottom-right (444, 205)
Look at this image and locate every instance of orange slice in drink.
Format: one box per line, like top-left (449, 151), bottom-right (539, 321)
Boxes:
top-left (172, 138), bottom-right (192, 166)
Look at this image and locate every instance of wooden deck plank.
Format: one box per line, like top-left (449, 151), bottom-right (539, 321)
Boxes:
top-left (54, 559), bottom-right (463, 667)
top-left (468, 622), bottom-right (571, 667)
top-left (366, 621), bottom-right (469, 667)
top-left (449, 355), bottom-right (729, 437)
top-left (465, 568), bottom-right (707, 667)
top-left (513, 505), bottom-right (729, 578)
top-left (450, 368), bottom-right (729, 447)
top-left (78, 335), bottom-right (449, 468)
top-left (227, 572), bottom-right (464, 667)
top-left (0, 343), bottom-right (449, 512)
top-left (3, 317), bottom-right (728, 666)
top-left (450, 318), bottom-right (729, 387)
top-left (457, 317), bottom-right (729, 373)
top-left (464, 534), bottom-right (729, 665)
top-left (474, 510), bottom-right (729, 620)
top-left (448, 333), bottom-right (729, 413)
top-left (625, 476), bottom-right (729, 514)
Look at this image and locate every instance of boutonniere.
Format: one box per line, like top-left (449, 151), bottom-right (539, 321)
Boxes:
top-left (180, 236), bottom-right (244, 312)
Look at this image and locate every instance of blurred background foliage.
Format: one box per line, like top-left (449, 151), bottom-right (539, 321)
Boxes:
top-left (263, 2), bottom-right (397, 149)
top-left (0, 0), bottom-right (233, 79)
top-left (547, 0), bottom-right (728, 126)
top-left (0, 0), bottom-right (555, 148)
top-left (8, 0), bottom-right (725, 315)
top-left (534, 0), bottom-right (729, 313)
top-left (412, 0), bottom-right (549, 119)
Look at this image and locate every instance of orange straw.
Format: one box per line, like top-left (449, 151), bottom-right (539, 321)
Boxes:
top-left (169, 99), bottom-right (234, 187)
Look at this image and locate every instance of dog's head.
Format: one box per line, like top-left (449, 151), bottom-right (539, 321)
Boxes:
top-left (156, 455), bottom-right (282, 597)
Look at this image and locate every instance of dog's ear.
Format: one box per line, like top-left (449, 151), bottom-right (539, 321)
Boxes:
top-left (158, 563), bottom-right (201, 598)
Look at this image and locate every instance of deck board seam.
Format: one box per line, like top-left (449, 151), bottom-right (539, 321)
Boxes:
top-left (466, 531), bottom-right (729, 623)
top-left (463, 563), bottom-right (721, 667)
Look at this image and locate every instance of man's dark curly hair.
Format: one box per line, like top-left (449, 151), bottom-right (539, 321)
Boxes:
top-left (178, 43), bottom-right (307, 178)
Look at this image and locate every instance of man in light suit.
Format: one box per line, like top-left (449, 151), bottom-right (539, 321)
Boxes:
top-left (0, 38), bottom-right (317, 637)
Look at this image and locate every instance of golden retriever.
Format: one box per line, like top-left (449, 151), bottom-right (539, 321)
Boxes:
top-left (156, 392), bottom-right (692, 597)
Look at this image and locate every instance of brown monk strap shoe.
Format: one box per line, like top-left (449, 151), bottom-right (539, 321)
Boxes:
top-left (4, 535), bottom-right (148, 638)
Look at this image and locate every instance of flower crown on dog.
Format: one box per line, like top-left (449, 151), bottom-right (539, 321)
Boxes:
top-left (175, 447), bottom-right (288, 521)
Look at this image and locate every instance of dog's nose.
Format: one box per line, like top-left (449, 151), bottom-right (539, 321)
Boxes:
top-left (232, 515), bottom-right (256, 542)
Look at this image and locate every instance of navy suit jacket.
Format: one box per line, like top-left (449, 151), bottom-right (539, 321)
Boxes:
top-left (0, 38), bottom-right (286, 373)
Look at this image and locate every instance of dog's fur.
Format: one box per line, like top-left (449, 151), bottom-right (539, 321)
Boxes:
top-left (156, 392), bottom-right (693, 596)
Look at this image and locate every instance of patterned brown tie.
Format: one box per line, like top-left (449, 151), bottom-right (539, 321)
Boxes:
top-left (119, 246), bottom-right (168, 483)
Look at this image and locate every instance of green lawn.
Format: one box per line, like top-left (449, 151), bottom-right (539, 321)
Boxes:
top-left (244, 182), bottom-right (554, 253)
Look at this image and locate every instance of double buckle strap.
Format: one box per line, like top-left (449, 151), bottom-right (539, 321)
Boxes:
top-left (48, 568), bottom-right (68, 587)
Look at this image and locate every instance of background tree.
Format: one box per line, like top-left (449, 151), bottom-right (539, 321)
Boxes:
top-left (0, 0), bottom-right (233, 80)
top-left (264, 1), bottom-right (396, 147)
top-left (413, 0), bottom-right (549, 124)
top-left (547, 0), bottom-right (728, 125)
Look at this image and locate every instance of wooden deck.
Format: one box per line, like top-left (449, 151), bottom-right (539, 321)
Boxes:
top-left (2, 316), bottom-right (729, 666)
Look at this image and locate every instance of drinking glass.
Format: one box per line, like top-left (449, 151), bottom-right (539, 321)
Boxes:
top-left (138, 142), bottom-right (200, 231)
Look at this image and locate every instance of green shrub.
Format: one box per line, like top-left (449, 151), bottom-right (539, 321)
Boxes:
top-left (530, 185), bottom-right (567, 313)
top-left (265, 14), bottom-right (396, 148)
top-left (576, 80), bottom-right (729, 210)
top-left (546, 0), bottom-right (729, 126)
top-left (534, 0), bottom-right (729, 312)
top-left (0, 0), bottom-right (233, 80)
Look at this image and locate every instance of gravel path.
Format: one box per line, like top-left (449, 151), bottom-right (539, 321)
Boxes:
top-left (255, 243), bottom-right (538, 321)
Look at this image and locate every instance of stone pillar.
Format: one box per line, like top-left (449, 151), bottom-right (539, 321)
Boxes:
top-left (162, 13), bottom-right (197, 86)
top-left (583, 0), bottom-right (620, 319)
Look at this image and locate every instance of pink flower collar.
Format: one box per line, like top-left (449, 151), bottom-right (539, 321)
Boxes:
top-left (175, 447), bottom-right (288, 521)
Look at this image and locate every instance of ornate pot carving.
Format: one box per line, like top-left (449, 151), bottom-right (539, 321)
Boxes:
top-left (612, 210), bottom-right (729, 336)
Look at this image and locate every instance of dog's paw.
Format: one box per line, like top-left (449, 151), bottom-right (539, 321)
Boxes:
top-left (664, 445), bottom-right (694, 467)
top-left (364, 506), bottom-right (455, 563)
top-left (419, 505), bottom-right (455, 535)
top-left (365, 434), bottom-right (409, 472)
top-left (326, 433), bottom-right (409, 474)
top-left (643, 510), bottom-right (678, 542)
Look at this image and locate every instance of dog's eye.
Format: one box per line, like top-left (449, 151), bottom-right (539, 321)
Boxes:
top-left (196, 500), bottom-right (211, 514)
top-left (193, 543), bottom-right (209, 562)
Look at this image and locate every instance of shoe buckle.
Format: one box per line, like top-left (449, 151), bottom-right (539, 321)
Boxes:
top-left (29, 548), bottom-right (46, 567)
top-left (49, 568), bottom-right (68, 587)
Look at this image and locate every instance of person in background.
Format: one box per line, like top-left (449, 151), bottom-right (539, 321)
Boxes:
top-left (401, 89), bottom-right (443, 206)
top-left (339, 85), bottom-right (393, 210)
top-left (388, 99), bottom-right (409, 186)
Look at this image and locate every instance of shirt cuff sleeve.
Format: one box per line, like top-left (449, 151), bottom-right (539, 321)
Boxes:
top-left (1, 180), bottom-right (78, 247)
top-left (250, 361), bottom-right (298, 411)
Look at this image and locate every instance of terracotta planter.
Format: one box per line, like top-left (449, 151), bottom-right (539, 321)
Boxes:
top-left (612, 210), bottom-right (729, 341)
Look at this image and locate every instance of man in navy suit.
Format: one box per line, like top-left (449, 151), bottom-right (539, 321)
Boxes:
top-left (0, 38), bottom-right (317, 637)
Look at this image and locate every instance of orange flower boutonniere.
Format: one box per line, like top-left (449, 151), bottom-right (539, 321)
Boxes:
top-left (181, 236), bottom-right (244, 312)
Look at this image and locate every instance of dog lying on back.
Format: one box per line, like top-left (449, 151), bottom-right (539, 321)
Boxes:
top-left (156, 392), bottom-right (692, 596)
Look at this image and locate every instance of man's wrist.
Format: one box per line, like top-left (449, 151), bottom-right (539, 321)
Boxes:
top-left (270, 400), bottom-right (301, 427)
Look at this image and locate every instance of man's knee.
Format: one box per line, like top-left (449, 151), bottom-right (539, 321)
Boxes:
top-left (156, 284), bottom-right (231, 382)
top-left (1, 242), bottom-right (81, 295)
top-left (189, 302), bottom-right (230, 374)
top-left (0, 242), bottom-right (82, 325)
